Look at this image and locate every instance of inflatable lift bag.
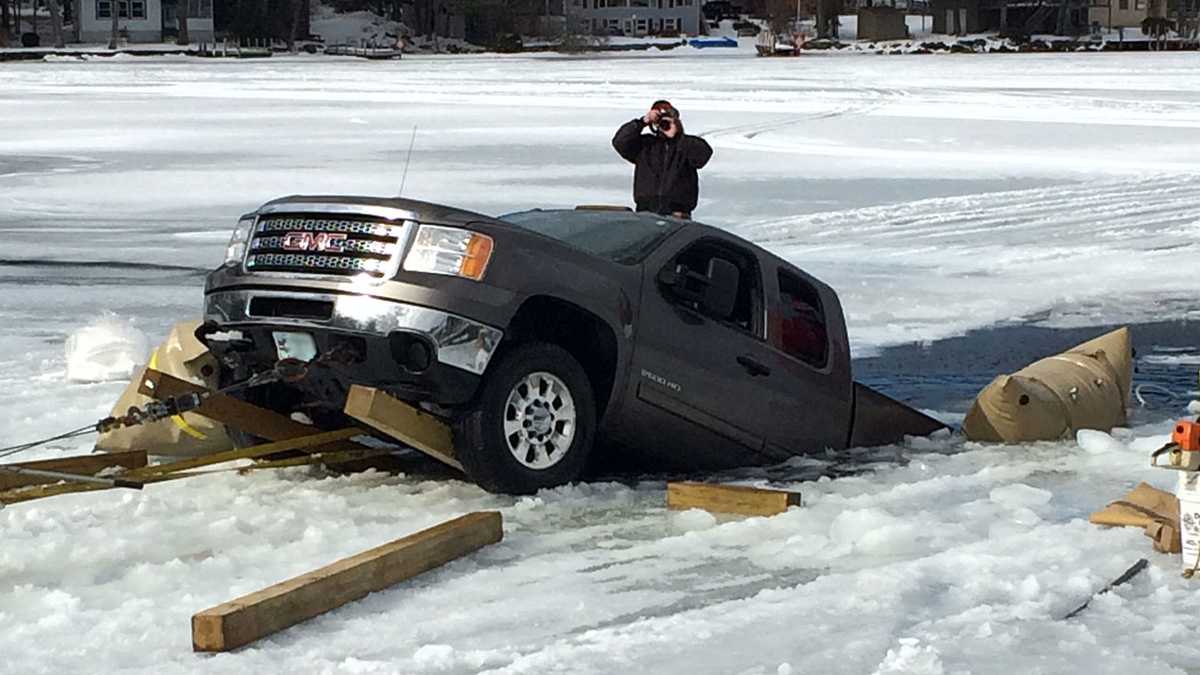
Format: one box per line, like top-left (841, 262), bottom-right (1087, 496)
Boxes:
top-left (963, 327), bottom-right (1132, 443)
top-left (95, 321), bottom-right (233, 458)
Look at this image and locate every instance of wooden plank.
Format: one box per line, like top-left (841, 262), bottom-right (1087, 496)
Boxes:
top-left (239, 448), bottom-right (393, 473)
top-left (666, 482), bottom-right (801, 517)
top-left (128, 428), bottom-right (362, 480)
top-left (192, 511), bottom-right (503, 652)
top-left (0, 449), bottom-right (146, 491)
top-left (0, 428), bottom-right (363, 506)
top-left (137, 369), bottom-right (364, 454)
top-left (344, 385), bottom-right (462, 471)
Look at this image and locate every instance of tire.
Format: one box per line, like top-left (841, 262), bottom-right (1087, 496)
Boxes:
top-left (455, 342), bottom-right (596, 494)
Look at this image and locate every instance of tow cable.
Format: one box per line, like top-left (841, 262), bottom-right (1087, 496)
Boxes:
top-left (0, 354), bottom-right (323, 492)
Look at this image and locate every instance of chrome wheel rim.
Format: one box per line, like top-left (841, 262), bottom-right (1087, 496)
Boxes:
top-left (502, 371), bottom-right (577, 470)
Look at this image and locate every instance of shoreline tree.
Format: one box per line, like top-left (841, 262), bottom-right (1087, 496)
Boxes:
top-left (1, 0), bottom-right (10, 47)
top-left (177, 0), bottom-right (190, 45)
top-left (48, 0), bottom-right (65, 47)
top-left (108, 0), bottom-right (120, 48)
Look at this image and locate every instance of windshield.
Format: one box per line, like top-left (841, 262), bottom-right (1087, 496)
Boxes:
top-left (499, 209), bottom-right (681, 264)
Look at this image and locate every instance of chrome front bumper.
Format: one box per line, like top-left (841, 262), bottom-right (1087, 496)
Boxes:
top-left (204, 289), bottom-right (503, 375)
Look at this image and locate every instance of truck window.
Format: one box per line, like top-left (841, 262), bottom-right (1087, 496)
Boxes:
top-left (670, 240), bottom-right (762, 336)
top-left (776, 270), bottom-right (828, 368)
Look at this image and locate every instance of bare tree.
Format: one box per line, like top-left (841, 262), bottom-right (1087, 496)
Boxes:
top-left (176, 0), bottom-right (189, 44)
top-left (815, 0), bottom-right (841, 38)
top-left (47, 0), bottom-right (64, 47)
top-left (286, 0), bottom-right (304, 51)
top-left (107, 0), bottom-right (119, 48)
top-left (1, 0), bottom-right (10, 47)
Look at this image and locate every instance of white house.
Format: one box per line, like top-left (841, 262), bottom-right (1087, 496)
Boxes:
top-left (77, 0), bottom-right (213, 43)
top-left (565, 0), bottom-right (704, 37)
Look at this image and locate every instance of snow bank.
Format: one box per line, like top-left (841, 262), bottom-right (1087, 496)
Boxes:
top-left (64, 315), bottom-right (148, 383)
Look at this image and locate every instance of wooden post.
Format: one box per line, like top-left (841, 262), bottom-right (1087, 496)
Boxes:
top-left (192, 511), bottom-right (503, 652)
top-left (666, 482), bottom-right (802, 517)
top-left (344, 385), bottom-right (461, 471)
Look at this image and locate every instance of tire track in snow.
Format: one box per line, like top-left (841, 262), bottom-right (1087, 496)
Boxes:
top-left (738, 176), bottom-right (1200, 248)
top-left (700, 87), bottom-right (906, 143)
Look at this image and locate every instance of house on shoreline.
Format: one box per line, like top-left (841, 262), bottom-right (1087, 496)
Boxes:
top-left (565, 0), bottom-right (703, 36)
top-left (930, 0), bottom-right (1168, 34)
top-left (74, 0), bottom-right (214, 42)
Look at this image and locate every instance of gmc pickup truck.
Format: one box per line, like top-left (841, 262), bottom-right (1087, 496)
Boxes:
top-left (202, 197), bottom-right (944, 493)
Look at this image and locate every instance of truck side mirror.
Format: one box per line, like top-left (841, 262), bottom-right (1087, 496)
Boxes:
top-left (702, 258), bottom-right (739, 319)
top-left (657, 264), bottom-right (703, 305)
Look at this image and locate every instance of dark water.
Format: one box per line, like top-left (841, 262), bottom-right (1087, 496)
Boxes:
top-left (854, 320), bottom-right (1200, 425)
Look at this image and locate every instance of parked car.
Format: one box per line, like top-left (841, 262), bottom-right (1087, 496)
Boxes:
top-left (202, 198), bottom-right (944, 493)
top-left (733, 20), bottom-right (762, 36)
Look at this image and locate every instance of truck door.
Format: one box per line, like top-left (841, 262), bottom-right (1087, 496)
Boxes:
top-left (753, 264), bottom-right (854, 455)
top-left (625, 232), bottom-right (783, 469)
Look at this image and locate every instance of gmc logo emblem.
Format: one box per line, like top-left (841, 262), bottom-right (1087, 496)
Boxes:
top-left (281, 232), bottom-right (348, 253)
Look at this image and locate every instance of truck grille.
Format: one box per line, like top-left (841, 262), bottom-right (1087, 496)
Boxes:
top-left (245, 215), bottom-right (408, 279)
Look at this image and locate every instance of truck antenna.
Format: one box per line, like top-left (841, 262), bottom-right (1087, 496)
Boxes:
top-left (398, 125), bottom-right (418, 198)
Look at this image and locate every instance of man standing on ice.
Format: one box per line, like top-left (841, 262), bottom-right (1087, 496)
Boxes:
top-left (612, 100), bottom-right (712, 219)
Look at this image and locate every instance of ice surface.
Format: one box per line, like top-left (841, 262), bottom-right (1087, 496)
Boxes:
top-left (2, 49), bottom-right (1200, 674)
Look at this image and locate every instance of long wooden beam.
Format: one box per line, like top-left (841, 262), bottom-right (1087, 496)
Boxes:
top-left (344, 385), bottom-right (461, 471)
top-left (666, 482), bottom-right (802, 517)
top-left (192, 511), bottom-right (503, 652)
top-left (0, 449), bottom-right (146, 491)
top-left (0, 428), bottom-right (363, 506)
top-left (126, 428), bottom-right (363, 480)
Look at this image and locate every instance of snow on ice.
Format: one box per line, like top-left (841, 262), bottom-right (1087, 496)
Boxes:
top-left (1, 48), bottom-right (1200, 674)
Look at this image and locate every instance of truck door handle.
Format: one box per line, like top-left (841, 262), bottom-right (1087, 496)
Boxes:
top-left (737, 355), bottom-right (771, 377)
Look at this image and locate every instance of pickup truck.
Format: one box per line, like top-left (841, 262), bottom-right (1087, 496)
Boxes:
top-left (202, 197), bottom-right (945, 493)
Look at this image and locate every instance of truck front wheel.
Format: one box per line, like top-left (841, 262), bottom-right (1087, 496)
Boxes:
top-left (455, 342), bottom-right (596, 494)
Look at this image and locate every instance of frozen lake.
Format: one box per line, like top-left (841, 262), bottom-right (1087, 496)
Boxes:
top-left (2, 49), bottom-right (1200, 674)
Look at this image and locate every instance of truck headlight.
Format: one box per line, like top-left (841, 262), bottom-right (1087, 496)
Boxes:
top-left (403, 225), bottom-right (494, 281)
top-left (224, 215), bottom-right (255, 265)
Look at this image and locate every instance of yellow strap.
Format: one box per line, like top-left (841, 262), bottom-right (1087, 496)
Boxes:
top-left (149, 349), bottom-right (208, 441)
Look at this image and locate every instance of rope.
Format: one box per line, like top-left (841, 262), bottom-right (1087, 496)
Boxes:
top-left (1134, 383), bottom-right (1186, 407)
top-left (0, 425), bottom-right (98, 461)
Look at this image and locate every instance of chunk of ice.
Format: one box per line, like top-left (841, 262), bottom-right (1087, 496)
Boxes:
top-left (989, 483), bottom-right (1053, 509)
top-left (1076, 429), bottom-right (1127, 455)
top-left (64, 315), bottom-right (148, 383)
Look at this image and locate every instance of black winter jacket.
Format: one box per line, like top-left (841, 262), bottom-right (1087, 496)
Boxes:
top-left (612, 118), bottom-right (713, 216)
